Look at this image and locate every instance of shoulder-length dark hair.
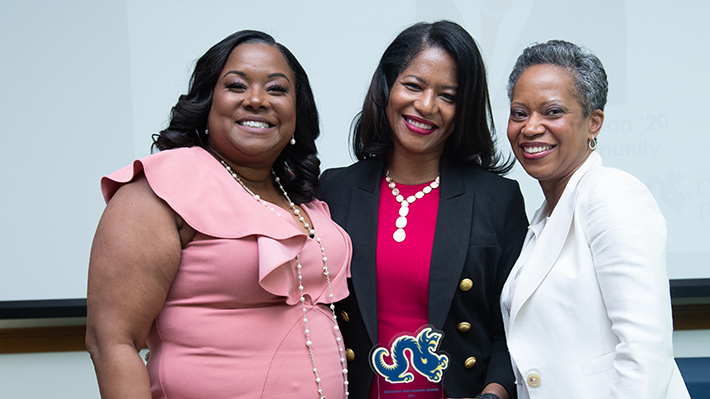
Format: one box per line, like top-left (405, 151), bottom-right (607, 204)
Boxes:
top-left (152, 30), bottom-right (321, 203)
top-left (353, 20), bottom-right (511, 173)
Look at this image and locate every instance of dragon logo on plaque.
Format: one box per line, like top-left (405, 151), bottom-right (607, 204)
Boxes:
top-left (371, 326), bottom-right (449, 384)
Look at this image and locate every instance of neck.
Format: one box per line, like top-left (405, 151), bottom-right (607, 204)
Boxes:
top-left (540, 173), bottom-right (573, 215)
top-left (386, 152), bottom-right (441, 184)
top-left (207, 143), bottom-right (276, 184)
top-left (211, 152), bottom-right (282, 205)
top-left (210, 147), bottom-right (273, 182)
top-left (541, 186), bottom-right (562, 216)
top-left (231, 166), bottom-right (273, 189)
top-left (540, 153), bottom-right (593, 215)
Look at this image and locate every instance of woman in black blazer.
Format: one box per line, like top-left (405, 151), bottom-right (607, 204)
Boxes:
top-left (319, 21), bottom-right (527, 399)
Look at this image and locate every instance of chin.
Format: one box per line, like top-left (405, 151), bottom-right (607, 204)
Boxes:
top-left (519, 165), bottom-right (547, 181)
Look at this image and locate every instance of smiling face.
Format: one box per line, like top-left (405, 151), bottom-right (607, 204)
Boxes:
top-left (507, 64), bottom-right (603, 198)
top-left (386, 46), bottom-right (458, 162)
top-left (207, 42), bottom-right (297, 169)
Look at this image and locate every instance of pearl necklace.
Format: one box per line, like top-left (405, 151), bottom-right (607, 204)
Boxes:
top-left (219, 160), bottom-right (349, 398)
top-left (385, 170), bottom-right (440, 243)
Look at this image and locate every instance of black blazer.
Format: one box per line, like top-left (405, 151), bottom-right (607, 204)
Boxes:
top-left (319, 157), bottom-right (528, 398)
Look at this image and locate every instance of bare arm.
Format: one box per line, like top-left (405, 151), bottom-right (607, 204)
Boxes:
top-left (86, 174), bottom-right (190, 398)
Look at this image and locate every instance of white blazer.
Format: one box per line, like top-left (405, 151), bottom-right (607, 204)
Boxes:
top-left (501, 152), bottom-right (689, 399)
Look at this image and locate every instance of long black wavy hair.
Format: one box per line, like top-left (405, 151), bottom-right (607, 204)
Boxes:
top-left (152, 30), bottom-right (321, 203)
top-left (353, 20), bottom-right (512, 174)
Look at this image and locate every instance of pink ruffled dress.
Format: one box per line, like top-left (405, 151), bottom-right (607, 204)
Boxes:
top-left (101, 146), bottom-right (352, 399)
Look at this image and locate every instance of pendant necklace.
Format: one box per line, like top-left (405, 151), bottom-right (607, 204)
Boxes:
top-left (219, 159), bottom-right (349, 399)
top-left (385, 169), bottom-right (440, 243)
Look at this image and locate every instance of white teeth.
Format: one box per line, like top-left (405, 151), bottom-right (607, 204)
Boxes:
top-left (523, 145), bottom-right (553, 154)
top-left (239, 120), bottom-right (271, 129)
top-left (406, 118), bottom-right (434, 130)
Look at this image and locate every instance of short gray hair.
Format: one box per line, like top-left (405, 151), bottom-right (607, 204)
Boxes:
top-left (507, 40), bottom-right (608, 117)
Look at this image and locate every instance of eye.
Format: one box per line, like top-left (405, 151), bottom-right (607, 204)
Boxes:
top-left (403, 82), bottom-right (422, 91)
top-left (510, 109), bottom-right (528, 121)
top-left (225, 82), bottom-right (247, 91)
top-left (439, 92), bottom-right (456, 104)
top-left (266, 83), bottom-right (289, 95)
top-left (546, 107), bottom-right (564, 117)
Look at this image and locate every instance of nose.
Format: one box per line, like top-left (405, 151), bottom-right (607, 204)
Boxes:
top-left (243, 87), bottom-right (268, 109)
top-left (414, 90), bottom-right (438, 115)
top-left (521, 113), bottom-right (545, 136)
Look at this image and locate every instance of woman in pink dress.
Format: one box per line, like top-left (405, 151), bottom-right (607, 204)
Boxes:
top-left (86, 30), bottom-right (352, 399)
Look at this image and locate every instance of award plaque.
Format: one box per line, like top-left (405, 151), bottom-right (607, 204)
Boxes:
top-left (370, 326), bottom-right (448, 399)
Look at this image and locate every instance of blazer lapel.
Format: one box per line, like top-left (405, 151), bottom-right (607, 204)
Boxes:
top-left (508, 153), bottom-right (602, 326)
top-left (347, 158), bottom-right (385, 344)
top-left (428, 158), bottom-right (473, 329)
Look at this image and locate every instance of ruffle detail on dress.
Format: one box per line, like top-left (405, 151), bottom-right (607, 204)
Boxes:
top-left (102, 147), bottom-right (306, 240)
top-left (256, 201), bottom-right (351, 303)
top-left (256, 235), bottom-right (305, 303)
top-left (101, 146), bottom-right (350, 303)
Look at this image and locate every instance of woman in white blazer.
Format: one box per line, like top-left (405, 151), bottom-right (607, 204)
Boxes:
top-left (500, 40), bottom-right (690, 399)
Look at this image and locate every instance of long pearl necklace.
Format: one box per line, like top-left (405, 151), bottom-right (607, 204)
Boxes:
top-left (385, 170), bottom-right (440, 243)
top-left (219, 160), bottom-right (349, 399)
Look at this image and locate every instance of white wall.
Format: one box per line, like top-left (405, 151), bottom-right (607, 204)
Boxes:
top-left (1, 0), bottom-right (709, 302)
top-left (0, 352), bottom-right (99, 398)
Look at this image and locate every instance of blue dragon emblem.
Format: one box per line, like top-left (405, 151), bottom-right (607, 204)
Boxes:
top-left (370, 327), bottom-right (449, 383)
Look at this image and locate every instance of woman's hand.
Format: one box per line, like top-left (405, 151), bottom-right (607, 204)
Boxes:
top-left (447, 382), bottom-right (509, 399)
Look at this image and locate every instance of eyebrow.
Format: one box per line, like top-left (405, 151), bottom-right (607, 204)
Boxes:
top-left (540, 99), bottom-right (566, 109)
top-left (402, 74), bottom-right (456, 91)
top-left (222, 70), bottom-right (291, 82)
top-left (510, 99), bottom-right (567, 109)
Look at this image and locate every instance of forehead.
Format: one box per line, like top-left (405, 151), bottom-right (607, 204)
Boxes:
top-left (514, 64), bottom-right (577, 99)
top-left (401, 47), bottom-right (457, 82)
top-left (221, 42), bottom-right (294, 80)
